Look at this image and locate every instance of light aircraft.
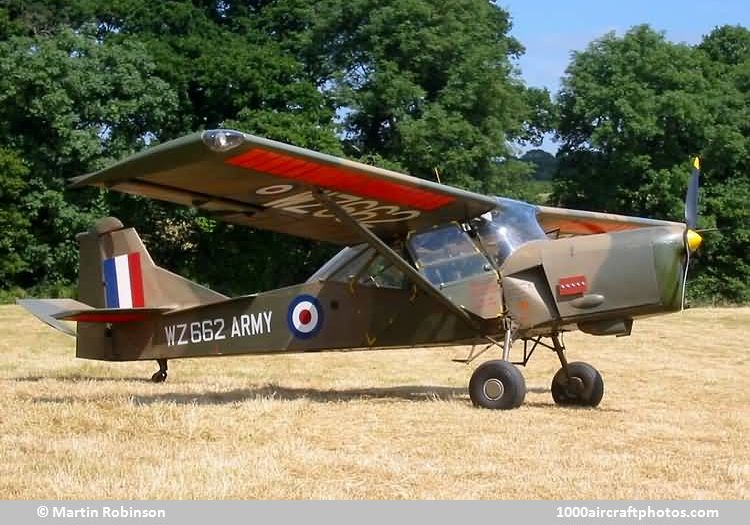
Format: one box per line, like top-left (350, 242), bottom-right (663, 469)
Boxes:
top-left (19, 129), bottom-right (704, 409)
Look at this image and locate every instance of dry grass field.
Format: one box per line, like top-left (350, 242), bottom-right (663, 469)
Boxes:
top-left (0, 304), bottom-right (747, 499)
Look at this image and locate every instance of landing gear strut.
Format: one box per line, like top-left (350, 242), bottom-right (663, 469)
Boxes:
top-left (151, 359), bottom-right (168, 383)
top-left (550, 335), bottom-right (603, 407)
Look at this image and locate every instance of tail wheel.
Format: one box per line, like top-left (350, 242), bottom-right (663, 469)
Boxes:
top-left (151, 359), bottom-right (168, 383)
top-left (551, 361), bottom-right (604, 407)
top-left (469, 360), bottom-right (526, 409)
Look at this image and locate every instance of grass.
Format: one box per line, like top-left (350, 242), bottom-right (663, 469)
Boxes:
top-left (0, 305), bottom-right (747, 499)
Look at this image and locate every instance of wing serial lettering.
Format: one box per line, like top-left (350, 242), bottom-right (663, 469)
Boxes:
top-left (259, 185), bottom-right (420, 225)
top-left (227, 147), bottom-right (455, 211)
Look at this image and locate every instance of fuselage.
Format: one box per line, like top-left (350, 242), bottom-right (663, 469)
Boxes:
top-left (91, 198), bottom-right (688, 362)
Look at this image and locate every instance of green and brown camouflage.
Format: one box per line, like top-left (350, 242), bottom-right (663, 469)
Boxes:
top-left (18, 130), bottom-right (703, 409)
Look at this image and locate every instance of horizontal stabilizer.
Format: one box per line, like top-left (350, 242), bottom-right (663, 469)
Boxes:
top-left (53, 306), bottom-right (173, 323)
top-left (17, 298), bottom-right (174, 337)
top-left (17, 298), bottom-right (88, 337)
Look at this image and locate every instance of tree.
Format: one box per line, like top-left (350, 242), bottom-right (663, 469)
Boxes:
top-left (554, 25), bottom-right (750, 302)
top-left (692, 26), bottom-right (750, 302)
top-left (0, 148), bottom-right (31, 290)
top-left (520, 149), bottom-right (558, 181)
top-left (262, 0), bottom-right (546, 197)
top-left (0, 29), bottom-right (178, 290)
top-left (40, 0), bottom-right (344, 149)
top-left (3, 2), bottom-right (343, 295)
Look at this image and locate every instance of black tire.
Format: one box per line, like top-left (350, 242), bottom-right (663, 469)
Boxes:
top-left (469, 360), bottom-right (526, 409)
top-left (551, 361), bottom-right (603, 407)
top-left (151, 371), bottom-right (167, 383)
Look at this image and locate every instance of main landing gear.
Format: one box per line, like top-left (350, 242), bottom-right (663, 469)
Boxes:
top-left (549, 335), bottom-right (604, 407)
top-left (468, 333), bottom-right (604, 409)
top-left (469, 360), bottom-right (526, 409)
top-left (151, 359), bottom-right (168, 383)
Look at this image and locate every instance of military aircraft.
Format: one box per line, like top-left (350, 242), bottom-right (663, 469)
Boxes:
top-left (18, 129), bottom-right (704, 409)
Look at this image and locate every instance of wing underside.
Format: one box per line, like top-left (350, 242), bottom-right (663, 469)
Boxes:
top-left (71, 130), bottom-right (498, 244)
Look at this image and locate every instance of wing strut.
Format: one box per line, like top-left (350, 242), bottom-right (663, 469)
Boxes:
top-left (313, 189), bottom-right (481, 332)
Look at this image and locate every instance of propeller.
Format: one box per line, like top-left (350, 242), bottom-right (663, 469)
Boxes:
top-left (681, 157), bottom-right (703, 310)
top-left (685, 157), bottom-right (700, 229)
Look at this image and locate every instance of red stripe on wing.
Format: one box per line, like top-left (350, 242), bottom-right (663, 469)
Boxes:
top-left (226, 148), bottom-right (454, 211)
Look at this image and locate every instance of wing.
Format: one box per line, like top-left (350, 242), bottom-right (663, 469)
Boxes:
top-left (71, 130), bottom-right (497, 245)
top-left (536, 205), bottom-right (682, 236)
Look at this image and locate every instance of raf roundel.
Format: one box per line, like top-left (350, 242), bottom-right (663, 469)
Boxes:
top-left (287, 295), bottom-right (324, 339)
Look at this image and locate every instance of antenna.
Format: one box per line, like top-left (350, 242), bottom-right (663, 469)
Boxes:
top-left (433, 167), bottom-right (442, 184)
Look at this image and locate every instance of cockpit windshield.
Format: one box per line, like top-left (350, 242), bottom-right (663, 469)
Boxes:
top-left (309, 198), bottom-right (547, 285)
top-left (475, 197), bottom-right (547, 267)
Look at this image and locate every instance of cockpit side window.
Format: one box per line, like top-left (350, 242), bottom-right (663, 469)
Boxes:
top-left (408, 225), bottom-right (492, 286)
top-left (358, 255), bottom-right (406, 289)
top-left (323, 247), bottom-right (408, 289)
top-left (329, 246), bottom-right (376, 282)
top-left (306, 245), bottom-right (369, 283)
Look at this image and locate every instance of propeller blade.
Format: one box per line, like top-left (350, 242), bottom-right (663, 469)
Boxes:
top-left (684, 157), bottom-right (700, 229)
top-left (681, 238), bottom-right (690, 312)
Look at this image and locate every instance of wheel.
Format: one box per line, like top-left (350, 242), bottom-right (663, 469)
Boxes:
top-left (469, 360), bottom-right (526, 409)
top-left (551, 362), bottom-right (603, 407)
top-left (151, 370), bottom-right (167, 383)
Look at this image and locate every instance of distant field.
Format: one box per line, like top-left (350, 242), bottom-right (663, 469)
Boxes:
top-left (0, 305), bottom-right (747, 499)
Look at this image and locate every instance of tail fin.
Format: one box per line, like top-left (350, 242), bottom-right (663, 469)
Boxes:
top-left (77, 217), bottom-right (226, 310)
top-left (21, 217), bottom-right (226, 360)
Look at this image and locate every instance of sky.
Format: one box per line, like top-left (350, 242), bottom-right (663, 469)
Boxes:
top-left (500, 0), bottom-right (750, 151)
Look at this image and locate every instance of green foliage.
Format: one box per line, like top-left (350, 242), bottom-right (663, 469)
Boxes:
top-left (556, 27), bottom-right (701, 215)
top-left (0, 148), bottom-right (31, 289)
top-left (0, 1), bottom-right (345, 296)
top-left (1, 0), bottom-right (549, 299)
top-left (0, 28), bottom-right (177, 292)
top-left (520, 149), bottom-right (558, 181)
top-left (82, 0), bottom-right (344, 294)
top-left (265, 0), bottom-right (540, 197)
top-left (554, 25), bottom-right (750, 303)
top-left (519, 149), bottom-right (557, 203)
